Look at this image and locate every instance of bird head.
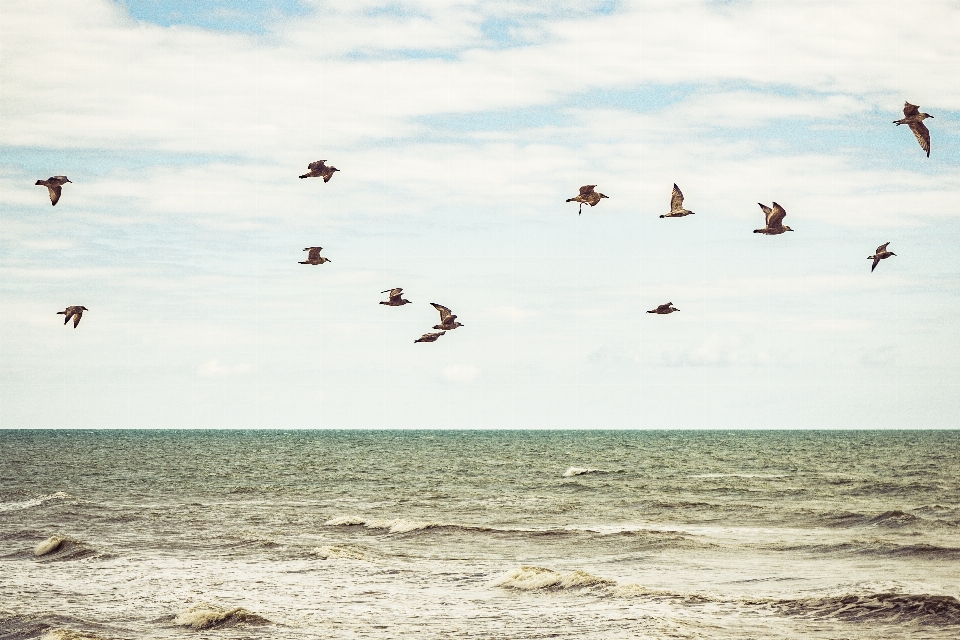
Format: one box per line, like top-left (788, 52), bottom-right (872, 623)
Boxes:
top-left (921, 113), bottom-right (934, 119)
top-left (784, 226), bottom-right (794, 232)
top-left (890, 252), bottom-right (897, 256)
top-left (65, 178), bottom-right (72, 183)
top-left (80, 306), bottom-right (88, 310)
top-left (599, 193), bottom-right (609, 198)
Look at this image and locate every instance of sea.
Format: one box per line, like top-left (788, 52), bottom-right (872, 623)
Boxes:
top-left (1, 430), bottom-right (958, 639)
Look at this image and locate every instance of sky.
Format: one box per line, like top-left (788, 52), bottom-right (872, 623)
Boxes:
top-left (2, 0), bottom-right (960, 430)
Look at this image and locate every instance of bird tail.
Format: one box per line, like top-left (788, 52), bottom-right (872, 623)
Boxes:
top-left (565, 198), bottom-right (574, 202)
top-left (56, 311), bottom-right (65, 314)
top-left (299, 174), bottom-right (309, 179)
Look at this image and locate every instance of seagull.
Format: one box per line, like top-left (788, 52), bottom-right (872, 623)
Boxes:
top-left (57, 306), bottom-right (87, 328)
top-left (431, 303), bottom-right (464, 330)
top-left (647, 303), bottom-right (679, 314)
top-left (566, 185), bottom-right (608, 215)
top-left (661, 184), bottom-right (695, 218)
top-left (868, 242), bottom-right (896, 272)
top-left (35, 176), bottom-right (71, 206)
top-left (299, 247), bottom-right (331, 265)
top-left (415, 331), bottom-right (445, 343)
top-left (299, 160), bottom-right (339, 182)
top-left (894, 102), bottom-right (933, 157)
top-left (380, 288), bottom-right (412, 306)
top-left (754, 202), bottom-right (793, 235)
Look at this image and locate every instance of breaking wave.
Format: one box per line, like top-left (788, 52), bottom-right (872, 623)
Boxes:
top-left (0, 492), bottom-right (70, 513)
top-left (562, 467), bottom-right (607, 477)
top-left (772, 592), bottom-right (960, 625)
top-left (173, 603), bottom-right (270, 630)
top-left (40, 630), bottom-right (111, 640)
top-left (312, 544), bottom-right (375, 561)
top-left (492, 565), bottom-right (658, 599)
top-left (324, 516), bottom-right (442, 534)
top-left (32, 536), bottom-right (100, 562)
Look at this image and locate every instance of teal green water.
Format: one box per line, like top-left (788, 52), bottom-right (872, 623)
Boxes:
top-left (2, 430), bottom-right (959, 638)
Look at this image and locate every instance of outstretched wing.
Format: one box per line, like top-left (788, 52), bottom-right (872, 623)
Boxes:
top-left (909, 122), bottom-right (930, 157)
top-left (758, 203), bottom-right (773, 225)
top-left (670, 184), bottom-right (684, 211)
top-left (876, 242), bottom-right (890, 254)
top-left (579, 185), bottom-right (596, 195)
top-left (307, 160), bottom-right (326, 171)
top-left (322, 172), bottom-right (334, 182)
top-left (73, 312), bottom-right (82, 327)
top-left (47, 185), bottom-right (62, 206)
top-left (305, 247), bottom-right (323, 260)
top-left (767, 202), bottom-right (786, 229)
top-left (431, 303), bottom-right (453, 321)
top-left (903, 102), bottom-right (920, 117)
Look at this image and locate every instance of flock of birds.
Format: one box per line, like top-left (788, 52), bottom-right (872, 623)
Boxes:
top-left (40, 102), bottom-right (932, 337)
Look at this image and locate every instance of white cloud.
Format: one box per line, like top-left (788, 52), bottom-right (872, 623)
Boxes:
top-left (197, 358), bottom-right (251, 377)
top-left (441, 363), bottom-right (479, 382)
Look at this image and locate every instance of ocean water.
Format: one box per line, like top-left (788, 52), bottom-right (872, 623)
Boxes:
top-left (1, 430), bottom-right (959, 639)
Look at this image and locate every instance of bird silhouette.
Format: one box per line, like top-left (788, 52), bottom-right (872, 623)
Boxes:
top-left (566, 185), bottom-right (608, 215)
top-left (647, 303), bottom-right (679, 314)
top-left (57, 306), bottom-right (87, 327)
top-left (299, 160), bottom-right (339, 181)
top-left (661, 184), bottom-right (695, 218)
top-left (380, 288), bottom-right (412, 306)
top-left (431, 303), bottom-right (464, 330)
top-left (868, 242), bottom-right (896, 272)
top-left (299, 247), bottom-right (331, 265)
top-left (754, 203), bottom-right (793, 235)
top-left (35, 176), bottom-right (71, 206)
top-left (415, 331), bottom-right (445, 343)
top-left (894, 102), bottom-right (933, 157)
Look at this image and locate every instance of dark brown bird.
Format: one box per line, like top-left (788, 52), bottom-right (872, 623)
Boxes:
top-left (647, 303), bottom-right (679, 314)
top-left (57, 305), bottom-right (87, 328)
top-left (299, 160), bottom-right (339, 182)
top-left (754, 202), bottom-right (793, 235)
top-left (35, 176), bottom-right (71, 206)
top-left (566, 185), bottom-right (608, 215)
top-left (868, 242), bottom-right (896, 272)
top-left (894, 102), bottom-right (933, 157)
top-left (414, 331), bottom-right (445, 343)
top-left (299, 247), bottom-right (331, 265)
top-left (661, 183), bottom-right (695, 218)
top-left (380, 288), bottom-right (412, 306)
top-left (431, 303), bottom-right (464, 330)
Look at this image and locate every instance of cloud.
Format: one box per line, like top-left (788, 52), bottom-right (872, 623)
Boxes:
top-left (196, 358), bottom-right (251, 377)
top-left (441, 364), bottom-right (479, 382)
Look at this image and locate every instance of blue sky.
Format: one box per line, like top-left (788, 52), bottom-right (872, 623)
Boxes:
top-left (3, 0), bottom-right (960, 429)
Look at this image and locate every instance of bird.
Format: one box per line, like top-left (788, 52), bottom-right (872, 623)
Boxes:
top-left (380, 288), bottom-right (412, 306)
top-left (299, 247), bottom-right (331, 265)
top-left (868, 242), bottom-right (896, 272)
top-left (661, 184), bottom-right (695, 218)
top-left (647, 303), bottom-right (679, 314)
top-left (431, 303), bottom-right (464, 330)
top-left (566, 185), bottom-right (608, 215)
top-left (754, 202), bottom-right (793, 235)
top-left (894, 102), bottom-right (933, 157)
top-left (57, 306), bottom-right (87, 328)
top-left (35, 176), bottom-right (71, 206)
top-left (415, 331), bottom-right (445, 343)
top-left (299, 160), bottom-right (339, 182)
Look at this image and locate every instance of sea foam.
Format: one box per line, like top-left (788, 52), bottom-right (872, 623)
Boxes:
top-left (0, 492), bottom-right (69, 513)
top-left (562, 467), bottom-right (604, 477)
top-left (40, 630), bottom-right (109, 640)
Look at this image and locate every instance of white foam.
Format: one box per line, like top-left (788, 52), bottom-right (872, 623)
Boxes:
top-left (40, 630), bottom-right (107, 640)
top-left (493, 565), bottom-right (616, 592)
top-left (0, 491), bottom-right (69, 513)
top-left (173, 603), bottom-right (268, 630)
top-left (312, 544), bottom-right (374, 561)
top-left (324, 515), bottom-right (366, 526)
top-left (563, 467), bottom-right (604, 477)
top-left (325, 516), bottom-right (437, 534)
top-left (34, 535), bottom-right (67, 556)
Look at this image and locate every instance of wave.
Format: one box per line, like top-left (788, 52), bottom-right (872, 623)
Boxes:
top-left (0, 492), bottom-right (70, 514)
top-left (312, 544), bottom-right (375, 561)
top-left (0, 614), bottom-right (119, 640)
top-left (772, 592), bottom-right (960, 625)
top-left (41, 631), bottom-right (111, 640)
top-left (324, 516), bottom-right (442, 534)
top-left (562, 467), bottom-right (608, 477)
top-left (493, 565), bottom-right (618, 593)
top-left (31, 536), bottom-right (101, 562)
top-left (767, 539), bottom-right (960, 560)
top-left (173, 603), bottom-right (270, 630)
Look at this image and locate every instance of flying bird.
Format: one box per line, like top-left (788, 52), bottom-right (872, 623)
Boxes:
top-left (35, 176), bottom-right (71, 206)
top-left (894, 102), bottom-right (933, 157)
top-left (661, 184), bottom-right (695, 218)
top-left (415, 331), bottom-right (445, 343)
top-left (868, 242), bottom-right (896, 272)
top-left (299, 160), bottom-right (339, 181)
top-left (754, 202), bottom-right (793, 235)
top-left (299, 247), bottom-right (331, 265)
top-left (380, 288), bottom-right (412, 306)
top-left (431, 303), bottom-right (464, 330)
top-left (566, 185), bottom-right (608, 215)
top-left (57, 306), bottom-right (87, 328)
top-left (647, 303), bottom-right (679, 314)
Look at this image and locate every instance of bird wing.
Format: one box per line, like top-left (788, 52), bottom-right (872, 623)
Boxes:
top-left (909, 122), bottom-right (930, 156)
top-left (579, 185), bottom-right (596, 195)
top-left (758, 203), bottom-right (772, 224)
top-left (657, 304), bottom-right (670, 313)
top-left (73, 311), bottom-right (82, 327)
top-left (903, 102), bottom-right (920, 117)
top-left (306, 247), bottom-right (322, 260)
top-left (307, 160), bottom-right (326, 171)
top-left (767, 202), bottom-right (786, 228)
top-left (670, 184), bottom-right (684, 211)
top-left (431, 303), bottom-right (453, 321)
top-left (47, 185), bottom-right (61, 205)
top-left (322, 172), bottom-right (334, 183)
top-left (876, 242), bottom-right (890, 254)
top-left (871, 256), bottom-right (881, 272)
